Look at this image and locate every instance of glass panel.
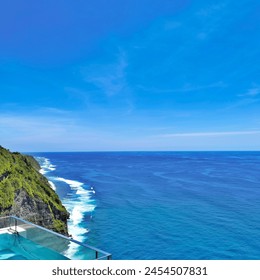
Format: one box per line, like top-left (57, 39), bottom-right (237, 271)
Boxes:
top-left (0, 216), bottom-right (111, 260)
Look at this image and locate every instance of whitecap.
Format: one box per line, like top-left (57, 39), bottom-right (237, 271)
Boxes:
top-left (35, 156), bottom-right (96, 259)
top-left (36, 157), bottom-right (56, 174)
top-left (39, 168), bottom-right (46, 175)
top-left (53, 176), bottom-right (96, 248)
top-left (48, 180), bottom-right (56, 190)
top-left (55, 177), bottom-right (83, 188)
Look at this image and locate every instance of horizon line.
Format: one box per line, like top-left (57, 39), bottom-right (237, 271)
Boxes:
top-left (24, 150), bottom-right (260, 153)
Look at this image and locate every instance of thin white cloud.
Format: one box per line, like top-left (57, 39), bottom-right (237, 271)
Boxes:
top-left (0, 114), bottom-right (73, 137)
top-left (195, 2), bottom-right (229, 41)
top-left (0, 111), bottom-right (140, 151)
top-left (164, 21), bottom-right (182, 30)
top-left (158, 131), bottom-right (260, 137)
top-left (224, 98), bottom-right (260, 111)
top-left (137, 81), bottom-right (226, 94)
top-left (82, 51), bottom-right (128, 97)
top-left (197, 3), bottom-right (227, 17)
top-left (37, 107), bottom-right (72, 115)
top-left (226, 86), bottom-right (260, 110)
top-left (0, 113), bottom-right (101, 151)
top-left (243, 86), bottom-right (260, 97)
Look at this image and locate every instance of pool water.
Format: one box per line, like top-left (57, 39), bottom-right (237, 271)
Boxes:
top-left (0, 233), bottom-right (69, 260)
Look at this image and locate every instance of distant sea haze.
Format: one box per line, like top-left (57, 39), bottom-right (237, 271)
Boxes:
top-left (33, 152), bottom-right (260, 260)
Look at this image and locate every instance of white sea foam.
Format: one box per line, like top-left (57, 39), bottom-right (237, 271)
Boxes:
top-left (61, 179), bottom-right (96, 259)
top-left (48, 180), bottom-right (56, 190)
top-left (53, 175), bottom-right (96, 258)
top-left (37, 157), bottom-right (56, 174)
top-left (36, 156), bottom-right (96, 259)
top-left (39, 168), bottom-right (46, 174)
top-left (56, 177), bottom-right (83, 188)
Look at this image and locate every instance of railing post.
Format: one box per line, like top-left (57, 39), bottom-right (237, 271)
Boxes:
top-left (15, 218), bottom-right (17, 233)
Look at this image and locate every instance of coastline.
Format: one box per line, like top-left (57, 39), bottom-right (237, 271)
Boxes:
top-left (33, 155), bottom-right (96, 257)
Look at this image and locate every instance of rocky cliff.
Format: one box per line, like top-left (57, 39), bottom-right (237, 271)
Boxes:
top-left (0, 146), bottom-right (69, 235)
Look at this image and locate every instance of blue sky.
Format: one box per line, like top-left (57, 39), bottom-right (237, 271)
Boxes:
top-left (0, 0), bottom-right (260, 151)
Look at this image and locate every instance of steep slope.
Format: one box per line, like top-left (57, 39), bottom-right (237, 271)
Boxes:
top-left (0, 146), bottom-right (69, 235)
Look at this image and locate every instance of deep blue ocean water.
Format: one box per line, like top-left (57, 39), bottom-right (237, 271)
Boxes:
top-left (31, 152), bottom-right (260, 260)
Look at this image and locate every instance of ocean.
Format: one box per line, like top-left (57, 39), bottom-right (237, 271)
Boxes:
top-left (31, 152), bottom-right (260, 260)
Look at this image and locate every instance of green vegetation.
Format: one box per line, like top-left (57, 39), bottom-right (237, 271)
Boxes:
top-left (0, 146), bottom-right (69, 234)
top-left (53, 219), bottom-right (68, 233)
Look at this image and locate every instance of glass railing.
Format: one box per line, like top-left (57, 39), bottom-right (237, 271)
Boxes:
top-left (0, 216), bottom-right (111, 260)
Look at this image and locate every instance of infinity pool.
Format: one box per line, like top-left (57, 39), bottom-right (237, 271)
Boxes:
top-left (0, 216), bottom-right (111, 260)
top-left (0, 232), bottom-right (69, 260)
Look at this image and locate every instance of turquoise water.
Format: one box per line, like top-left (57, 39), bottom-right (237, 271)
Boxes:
top-left (33, 152), bottom-right (260, 260)
top-left (0, 233), bottom-right (69, 260)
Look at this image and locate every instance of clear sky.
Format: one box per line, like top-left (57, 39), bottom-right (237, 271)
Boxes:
top-left (0, 0), bottom-right (260, 152)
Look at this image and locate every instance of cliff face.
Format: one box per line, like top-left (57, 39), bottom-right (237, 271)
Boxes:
top-left (0, 146), bottom-right (69, 235)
